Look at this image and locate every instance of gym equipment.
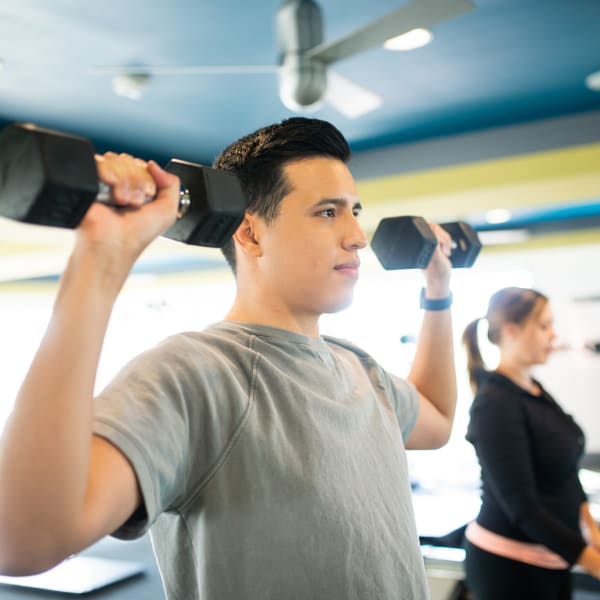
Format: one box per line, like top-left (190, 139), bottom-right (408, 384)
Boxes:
top-left (371, 215), bottom-right (482, 270)
top-left (0, 122), bottom-right (247, 248)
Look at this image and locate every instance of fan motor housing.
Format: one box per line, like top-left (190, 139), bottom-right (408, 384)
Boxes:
top-left (277, 0), bottom-right (326, 110)
top-left (276, 0), bottom-right (323, 54)
top-left (279, 55), bottom-right (326, 110)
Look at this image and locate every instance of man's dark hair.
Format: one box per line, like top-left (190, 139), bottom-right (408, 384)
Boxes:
top-left (212, 117), bottom-right (351, 274)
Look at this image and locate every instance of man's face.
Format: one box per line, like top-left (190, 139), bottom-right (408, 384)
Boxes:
top-left (255, 156), bottom-right (367, 317)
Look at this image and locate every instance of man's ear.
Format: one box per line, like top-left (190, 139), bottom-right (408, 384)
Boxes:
top-left (232, 214), bottom-right (262, 258)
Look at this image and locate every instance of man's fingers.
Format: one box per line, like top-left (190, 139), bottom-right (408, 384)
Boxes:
top-left (95, 152), bottom-right (156, 206)
top-left (147, 161), bottom-right (181, 219)
top-left (147, 160), bottom-right (178, 191)
top-left (429, 223), bottom-right (453, 257)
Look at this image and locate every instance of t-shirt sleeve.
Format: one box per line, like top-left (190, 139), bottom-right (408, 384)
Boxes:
top-left (323, 335), bottom-right (420, 443)
top-left (379, 369), bottom-right (420, 442)
top-left (93, 342), bottom-right (197, 538)
top-left (93, 334), bottom-right (250, 539)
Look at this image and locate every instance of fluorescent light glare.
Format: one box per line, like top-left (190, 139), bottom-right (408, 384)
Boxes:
top-left (384, 28), bottom-right (433, 51)
top-left (485, 208), bottom-right (512, 224)
top-left (585, 70), bottom-right (600, 92)
top-left (478, 229), bottom-right (530, 246)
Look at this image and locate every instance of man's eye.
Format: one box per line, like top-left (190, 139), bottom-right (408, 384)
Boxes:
top-left (318, 208), bottom-right (336, 217)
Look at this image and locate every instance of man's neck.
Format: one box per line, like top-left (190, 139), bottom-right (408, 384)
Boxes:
top-left (225, 299), bottom-right (321, 339)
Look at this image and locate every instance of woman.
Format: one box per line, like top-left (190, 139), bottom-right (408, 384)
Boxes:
top-left (462, 286), bottom-right (600, 599)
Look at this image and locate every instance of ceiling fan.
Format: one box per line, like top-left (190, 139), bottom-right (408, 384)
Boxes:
top-left (94, 0), bottom-right (475, 119)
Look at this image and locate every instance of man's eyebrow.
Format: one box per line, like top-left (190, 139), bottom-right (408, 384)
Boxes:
top-left (312, 198), bottom-right (363, 210)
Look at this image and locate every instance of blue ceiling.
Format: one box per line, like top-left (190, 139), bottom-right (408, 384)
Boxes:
top-left (0, 0), bottom-right (599, 167)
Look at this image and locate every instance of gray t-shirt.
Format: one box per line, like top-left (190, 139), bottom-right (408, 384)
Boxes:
top-left (93, 320), bottom-right (428, 600)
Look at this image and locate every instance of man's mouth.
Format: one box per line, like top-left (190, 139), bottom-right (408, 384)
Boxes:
top-left (334, 261), bottom-right (360, 278)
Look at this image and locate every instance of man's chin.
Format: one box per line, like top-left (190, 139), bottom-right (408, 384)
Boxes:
top-left (322, 293), bottom-right (355, 315)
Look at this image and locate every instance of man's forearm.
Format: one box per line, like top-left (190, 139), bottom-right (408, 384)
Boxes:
top-left (408, 307), bottom-right (457, 424)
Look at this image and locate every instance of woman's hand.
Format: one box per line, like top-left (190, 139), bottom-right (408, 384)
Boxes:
top-left (581, 502), bottom-right (600, 550)
top-left (577, 545), bottom-right (600, 579)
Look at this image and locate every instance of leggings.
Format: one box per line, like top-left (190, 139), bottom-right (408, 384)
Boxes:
top-left (465, 540), bottom-right (572, 600)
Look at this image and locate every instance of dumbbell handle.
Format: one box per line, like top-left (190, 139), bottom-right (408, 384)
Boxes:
top-left (96, 181), bottom-right (191, 220)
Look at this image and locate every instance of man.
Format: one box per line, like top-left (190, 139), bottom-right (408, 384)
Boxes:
top-left (0, 117), bottom-right (456, 599)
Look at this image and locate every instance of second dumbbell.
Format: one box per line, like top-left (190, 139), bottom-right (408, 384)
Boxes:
top-left (370, 215), bottom-right (482, 270)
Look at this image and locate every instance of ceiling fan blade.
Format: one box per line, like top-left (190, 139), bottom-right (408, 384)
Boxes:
top-left (91, 64), bottom-right (277, 76)
top-left (307, 0), bottom-right (474, 66)
top-left (325, 71), bottom-right (382, 119)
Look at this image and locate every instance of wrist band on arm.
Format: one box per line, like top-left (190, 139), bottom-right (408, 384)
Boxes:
top-left (420, 287), bottom-right (453, 311)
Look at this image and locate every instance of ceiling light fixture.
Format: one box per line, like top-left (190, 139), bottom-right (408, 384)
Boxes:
top-left (384, 28), bottom-right (433, 51)
top-left (111, 73), bottom-right (151, 100)
top-left (485, 208), bottom-right (512, 224)
top-left (584, 70), bottom-right (600, 92)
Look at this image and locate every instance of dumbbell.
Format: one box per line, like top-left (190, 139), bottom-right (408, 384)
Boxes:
top-left (0, 122), bottom-right (247, 247)
top-left (371, 215), bottom-right (482, 270)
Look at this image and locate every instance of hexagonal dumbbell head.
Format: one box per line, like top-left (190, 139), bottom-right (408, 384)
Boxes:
top-left (371, 216), bottom-right (439, 270)
top-left (439, 221), bottom-right (482, 268)
top-left (162, 159), bottom-right (247, 248)
top-left (0, 122), bottom-right (98, 228)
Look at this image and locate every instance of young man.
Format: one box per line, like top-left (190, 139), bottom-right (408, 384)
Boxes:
top-left (0, 118), bottom-right (456, 599)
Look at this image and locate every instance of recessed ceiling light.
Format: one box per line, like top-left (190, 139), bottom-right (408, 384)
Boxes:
top-left (0, 59), bottom-right (4, 73)
top-left (585, 70), bottom-right (600, 92)
top-left (384, 28), bottom-right (433, 51)
top-left (111, 73), bottom-right (151, 100)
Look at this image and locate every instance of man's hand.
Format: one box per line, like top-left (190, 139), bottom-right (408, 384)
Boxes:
top-left (79, 154), bottom-right (181, 267)
top-left (422, 221), bottom-right (452, 297)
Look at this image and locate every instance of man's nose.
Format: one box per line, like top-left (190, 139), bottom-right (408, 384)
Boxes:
top-left (344, 217), bottom-right (368, 250)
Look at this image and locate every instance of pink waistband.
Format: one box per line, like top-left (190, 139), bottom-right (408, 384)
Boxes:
top-left (465, 521), bottom-right (569, 570)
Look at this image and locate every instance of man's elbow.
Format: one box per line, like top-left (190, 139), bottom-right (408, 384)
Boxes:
top-left (430, 404), bottom-right (456, 448)
top-left (406, 421), bottom-right (453, 450)
top-left (428, 426), bottom-right (452, 449)
top-left (0, 547), bottom-right (57, 577)
top-left (0, 523), bottom-right (68, 576)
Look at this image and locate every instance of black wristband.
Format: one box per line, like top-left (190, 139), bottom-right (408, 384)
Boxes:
top-left (420, 287), bottom-right (453, 311)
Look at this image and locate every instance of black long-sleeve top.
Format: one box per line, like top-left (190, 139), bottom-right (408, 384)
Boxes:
top-left (466, 369), bottom-right (587, 565)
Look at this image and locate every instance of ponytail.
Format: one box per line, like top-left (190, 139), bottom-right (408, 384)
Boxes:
top-left (462, 318), bottom-right (486, 392)
top-left (463, 287), bottom-right (548, 393)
